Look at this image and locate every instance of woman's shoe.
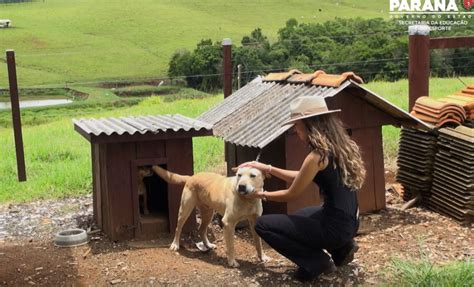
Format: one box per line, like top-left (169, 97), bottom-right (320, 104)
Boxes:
top-left (292, 262), bottom-right (336, 282)
top-left (293, 267), bottom-right (315, 282)
top-left (333, 240), bottom-right (359, 266)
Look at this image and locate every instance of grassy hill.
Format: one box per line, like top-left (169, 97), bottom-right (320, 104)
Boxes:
top-left (0, 0), bottom-right (387, 86)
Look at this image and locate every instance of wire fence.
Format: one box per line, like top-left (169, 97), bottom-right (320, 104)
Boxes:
top-left (2, 53), bottom-right (473, 89)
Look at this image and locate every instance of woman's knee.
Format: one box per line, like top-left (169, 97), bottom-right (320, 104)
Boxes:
top-left (254, 216), bottom-right (266, 235)
top-left (254, 214), bottom-right (281, 235)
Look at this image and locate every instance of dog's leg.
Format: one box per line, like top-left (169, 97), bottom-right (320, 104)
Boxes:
top-left (170, 187), bottom-right (196, 251)
top-left (248, 215), bottom-right (270, 263)
top-left (222, 215), bottom-right (239, 267)
top-left (198, 206), bottom-right (216, 249)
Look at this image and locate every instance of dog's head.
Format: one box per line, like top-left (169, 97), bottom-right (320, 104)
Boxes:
top-left (138, 166), bottom-right (153, 180)
top-left (234, 166), bottom-right (266, 196)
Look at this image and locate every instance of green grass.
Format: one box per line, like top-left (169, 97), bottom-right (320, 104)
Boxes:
top-left (388, 258), bottom-right (474, 286)
top-left (0, 0), bottom-right (387, 86)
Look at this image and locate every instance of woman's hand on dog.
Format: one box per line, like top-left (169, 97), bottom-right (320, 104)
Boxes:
top-left (237, 161), bottom-right (271, 173)
top-left (242, 190), bottom-right (266, 200)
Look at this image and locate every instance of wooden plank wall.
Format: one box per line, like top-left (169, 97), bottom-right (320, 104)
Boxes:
top-left (284, 131), bottom-right (320, 214)
top-left (166, 138), bottom-right (196, 233)
top-left (351, 127), bottom-right (386, 213)
top-left (105, 143), bottom-right (136, 240)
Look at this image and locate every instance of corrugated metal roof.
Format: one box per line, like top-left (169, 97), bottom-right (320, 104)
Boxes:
top-left (198, 77), bottom-right (275, 125)
top-left (73, 114), bottom-right (212, 136)
top-left (220, 83), bottom-right (344, 148)
top-left (198, 75), bottom-right (430, 148)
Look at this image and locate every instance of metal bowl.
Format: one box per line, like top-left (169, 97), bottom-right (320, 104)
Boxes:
top-left (54, 228), bottom-right (88, 247)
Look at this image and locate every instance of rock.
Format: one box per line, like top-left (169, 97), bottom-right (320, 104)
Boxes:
top-left (110, 279), bottom-right (121, 285)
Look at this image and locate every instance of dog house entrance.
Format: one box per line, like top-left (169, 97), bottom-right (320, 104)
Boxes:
top-left (137, 164), bottom-right (169, 236)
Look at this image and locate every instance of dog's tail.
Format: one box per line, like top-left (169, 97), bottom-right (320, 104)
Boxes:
top-left (152, 165), bottom-right (190, 185)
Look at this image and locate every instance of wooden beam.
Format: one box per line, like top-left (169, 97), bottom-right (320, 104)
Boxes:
top-left (430, 36), bottom-right (474, 49)
top-left (6, 50), bottom-right (27, 182)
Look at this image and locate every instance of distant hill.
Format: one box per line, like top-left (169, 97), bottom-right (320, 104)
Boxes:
top-left (0, 0), bottom-right (387, 86)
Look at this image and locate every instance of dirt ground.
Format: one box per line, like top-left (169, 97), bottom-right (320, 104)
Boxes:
top-left (1, 177), bottom-right (473, 286)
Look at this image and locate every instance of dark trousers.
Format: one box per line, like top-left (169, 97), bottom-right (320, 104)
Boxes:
top-left (255, 206), bottom-right (357, 275)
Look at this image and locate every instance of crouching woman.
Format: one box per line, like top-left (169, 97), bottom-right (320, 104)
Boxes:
top-left (241, 96), bottom-right (365, 282)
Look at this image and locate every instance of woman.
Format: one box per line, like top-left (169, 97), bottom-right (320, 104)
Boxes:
top-left (241, 96), bottom-right (366, 282)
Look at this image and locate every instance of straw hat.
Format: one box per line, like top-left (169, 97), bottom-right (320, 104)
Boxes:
top-left (282, 96), bottom-right (341, 126)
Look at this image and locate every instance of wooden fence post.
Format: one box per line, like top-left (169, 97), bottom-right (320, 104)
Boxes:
top-left (6, 49), bottom-right (27, 182)
top-left (222, 39), bottom-right (236, 176)
top-left (408, 25), bottom-right (430, 112)
top-left (222, 38), bottom-right (232, 98)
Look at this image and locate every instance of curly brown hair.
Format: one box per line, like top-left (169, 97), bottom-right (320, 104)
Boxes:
top-left (302, 113), bottom-right (366, 190)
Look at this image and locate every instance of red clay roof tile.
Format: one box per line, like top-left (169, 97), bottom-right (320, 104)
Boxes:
top-left (410, 111), bottom-right (462, 128)
top-left (440, 97), bottom-right (474, 111)
top-left (311, 71), bottom-right (364, 87)
top-left (415, 97), bottom-right (466, 115)
top-left (287, 73), bottom-right (317, 84)
top-left (413, 104), bottom-right (466, 119)
top-left (263, 69), bottom-right (301, 82)
top-left (412, 109), bottom-right (464, 123)
top-left (461, 88), bottom-right (474, 95)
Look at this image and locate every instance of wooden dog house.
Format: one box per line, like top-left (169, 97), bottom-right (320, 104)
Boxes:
top-left (198, 70), bottom-right (429, 215)
top-left (74, 114), bottom-right (212, 241)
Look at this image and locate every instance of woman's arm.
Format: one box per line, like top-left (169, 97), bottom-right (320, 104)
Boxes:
top-left (245, 152), bottom-right (327, 202)
top-left (238, 161), bottom-right (298, 183)
top-left (268, 166), bottom-right (299, 183)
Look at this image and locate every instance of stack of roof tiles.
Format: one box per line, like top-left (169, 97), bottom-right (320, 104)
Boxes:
top-left (410, 97), bottom-right (466, 127)
top-left (396, 127), bottom-right (437, 202)
top-left (410, 85), bottom-right (474, 128)
top-left (428, 126), bottom-right (474, 223)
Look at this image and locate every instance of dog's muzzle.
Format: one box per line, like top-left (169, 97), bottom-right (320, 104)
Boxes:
top-left (237, 184), bottom-right (254, 195)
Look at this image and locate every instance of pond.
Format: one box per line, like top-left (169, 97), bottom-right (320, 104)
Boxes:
top-left (0, 99), bottom-right (73, 110)
top-left (0, 0), bottom-right (36, 3)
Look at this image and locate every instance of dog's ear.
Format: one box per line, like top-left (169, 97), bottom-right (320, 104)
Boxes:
top-left (231, 167), bottom-right (238, 173)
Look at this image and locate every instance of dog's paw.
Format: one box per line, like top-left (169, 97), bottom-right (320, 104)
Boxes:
top-left (169, 242), bottom-right (180, 251)
top-left (227, 259), bottom-right (240, 268)
top-left (259, 254), bottom-right (272, 263)
top-left (206, 243), bottom-right (217, 249)
top-left (195, 241), bottom-right (210, 252)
